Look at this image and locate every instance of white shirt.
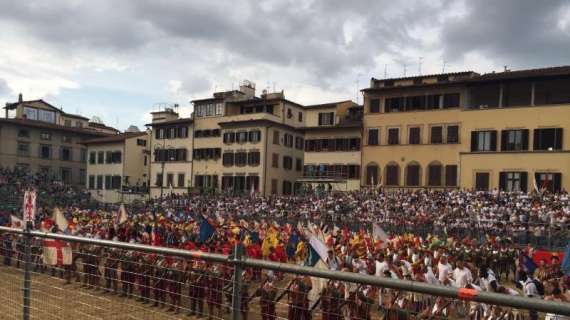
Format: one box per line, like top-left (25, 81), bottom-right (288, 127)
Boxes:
top-left (438, 262), bottom-right (452, 283)
top-left (523, 278), bottom-right (539, 297)
top-left (453, 267), bottom-right (473, 288)
top-left (375, 261), bottom-right (389, 277)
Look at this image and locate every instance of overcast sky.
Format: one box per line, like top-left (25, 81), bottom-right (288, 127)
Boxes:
top-left (0, 0), bottom-right (569, 130)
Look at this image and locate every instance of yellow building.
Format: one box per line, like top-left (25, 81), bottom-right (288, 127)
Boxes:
top-left (0, 94), bottom-right (116, 185)
top-left (147, 108), bottom-right (193, 199)
top-left (362, 66), bottom-right (570, 192)
top-left (299, 100), bottom-right (362, 191)
top-left (83, 132), bottom-right (150, 203)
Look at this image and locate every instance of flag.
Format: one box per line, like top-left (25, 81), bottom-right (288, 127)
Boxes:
top-left (287, 232), bottom-right (300, 259)
top-left (561, 243), bottom-right (570, 276)
top-left (533, 177), bottom-right (539, 192)
top-left (22, 190), bottom-right (36, 226)
top-left (521, 254), bottom-right (537, 274)
top-left (308, 235), bottom-right (329, 265)
top-left (52, 207), bottom-right (68, 232)
top-left (305, 236), bottom-right (330, 303)
top-left (373, 223), bottom-right (389, 243)
top-left (199, 218), bottom-right (215, 243)
top-left (43, 240), bottom-right (72, 266)
top-left (10, 215), bottom-right (23, 229)
top-left (261, 227), bottom-right (279, 257)
top-left (118, 204), bottom-right (128, 224)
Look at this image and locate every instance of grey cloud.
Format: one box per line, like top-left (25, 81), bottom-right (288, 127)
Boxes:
top-left (441, 0), bottom-right (570, 68)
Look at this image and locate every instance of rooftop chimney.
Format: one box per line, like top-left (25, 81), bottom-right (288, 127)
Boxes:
top-left (18, 93), bottom-right (23, 103)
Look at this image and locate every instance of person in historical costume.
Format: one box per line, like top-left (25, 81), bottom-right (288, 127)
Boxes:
top-left (288, 275), bottom-right (313, 320)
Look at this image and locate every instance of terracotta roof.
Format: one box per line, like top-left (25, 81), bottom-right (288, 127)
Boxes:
top-left (0, 118), bottom-right (111, 136)
top-left (88, 122), bottom-right (120, 133)
top-left (146, 118), bottom-right (193, 127)
top-left (304, 100), bottom-right (355, 109)
top-left (466, 65), bottom-right (570, 82)
top-left (371, 71), bottom-right (477, 83)
top-left (81, 132), bottom-right (147, 145)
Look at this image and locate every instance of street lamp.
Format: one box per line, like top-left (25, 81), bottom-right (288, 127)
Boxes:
top-left (154, 143), bottom-right (174, 204)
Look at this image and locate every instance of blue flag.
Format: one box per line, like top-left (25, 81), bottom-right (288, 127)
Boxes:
top-left (561, 242), bottom-right (570, 275)
top-left (305, 245), bottom-right (321, 267)
top-left (287, 232), bottom-right (299, 259)
top-left (521, 255), bottom-right (537, 274)
top-left (199, 219), bottom-right (215, 243)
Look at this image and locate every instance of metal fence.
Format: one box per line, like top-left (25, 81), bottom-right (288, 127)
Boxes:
top-left (1, 226), bottom-right (570, 320)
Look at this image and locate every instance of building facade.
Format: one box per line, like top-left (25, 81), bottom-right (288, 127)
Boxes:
top-left (362, 66), bottom-right (570, 192)
top-left (0, 95), bottom-right (116, 185)
top-left (83, 132), bottom-right (150, 203)
top-left (147, 109), bottom-right (193, 199)
top-left (300, 101), bottom-right (362, 191)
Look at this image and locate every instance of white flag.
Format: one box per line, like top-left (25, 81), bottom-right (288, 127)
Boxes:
top-left (373, 223), bottom-right (389, 247)
top-left (43, 240), bottom-right (72, 265)
top-left (52, 207), bottom-right (68, 232)
top-left (118, 204), bottom-right (128, 224)
top-left (10, 215), bottom-right (23, 229)
top-left (22, 191), bottom-right (36, 226)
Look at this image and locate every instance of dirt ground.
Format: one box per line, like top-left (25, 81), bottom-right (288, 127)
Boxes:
top-left (0, 264), bottom-right (331, 320)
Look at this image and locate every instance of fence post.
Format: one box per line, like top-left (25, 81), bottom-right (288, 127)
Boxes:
top-left (231, 242), bottom-right (244, 320)
top-left (22, 222), bottom-right (32, 320)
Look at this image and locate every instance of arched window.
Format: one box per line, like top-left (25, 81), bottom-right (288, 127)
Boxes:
top-left (366, 163), bottom-right (379, 185)
top-left (384, 162), bottom-right (400, 186)
top-left (405, 162), bottom-right (421, 186)
top-left (427, 161), bottom-right (443, 186)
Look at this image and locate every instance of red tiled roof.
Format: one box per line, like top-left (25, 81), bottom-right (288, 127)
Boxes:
top-left (81, 132), bottom-right (147, 145)
top-left (0, 118), bottom-right (111, 137)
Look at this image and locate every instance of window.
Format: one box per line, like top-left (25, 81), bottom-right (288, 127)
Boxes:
top-left (370, 99), bottom-right (380, 113)
top-left (298, 112), bottom-right (303, 122)
top-left (535, 172), bottom-right (562, 193)
top-left (89, 152), bottom-right (96, 164)
top-left (235, 151), bottom-right (247, 167)
top-left (105, 175), bottom-right (112, 190)
top-left (366, 164), bottom-right (378, 185)
top-left (283, 180), bottom-right (292, 195)
top-left (96, 175), bottom-right (103, 190)
top-left (443, 93), bottom-right (460, 108)
top-left (223, 132), bottom-right (235, 144)
top-left (295, 158), bottom-right (303, 171)
top-left (427, 163), bottom-right (442, 186)
top-left (406, 164), bottom-right (421, 186)
top-left (295, 137), bottom-right (304, 150)
top-left (385, 97), bottom-right (404, 113)
top-left (318, 112), bottom-right (335, 126)
top-left (221, 176), bottom-right (234, 190)
top-left (287, 108), bottom-right (293, 119)
top-left (39, 144), bottom-right (52, 159)
top-left (409, 127), bottom-right (421, 145)
top-left (349, 138), bottom-right (361, 151)
top-left (445, 165), bottom-right (457, 187)
top-left (385, 164), bottom-right (399, 186)
top-left (177, 173), bottom-right (185, 188)
top-left (271, 179), bottom-right (278, 194)
top-left (430, 126), bottom-right (443, 144)
top-left (166, 174), bottom-right (174, 187)
top-left (426, 95), bottom-right (441, 109)
top-left (471, 131), bottom-right (497, 152)
top-left (533, 128), bottom-right (563, 151)
top-left (273, 130), bottom-right (279, 145)
top-left (105, 151), bottom-right (113, 164)
top-left (475, 172), bottom-right (490, 191)
top-left (95, 151), bottom-right (104, 164)
top-left (284, 134), bottom-right (294, 148)
top-left (446, 125), bottom-right (459, 144)
top-left (222, 152), bottom-right (234, 167)
top-left (17, 142), bottom-right (30, 157)
top-left (247, 151), bottom-right (260, 166)
top-left (283, 156), bottom-right (293, 170)
top-left (246, 176), bottom-right (259, 193)
top-left (111, 151), bottom-right (122, 163)
top-left (137, 139), bottom-right (147, 146)
top-left (368, 128), bottom-right (379, 145)
top-left (348, 165), bottom-right (360, 179)
top-left (88, 175), bottom-right (95, 189)
top-left (272, 153), bottom-right (279, 168)
top-left (60, 147), bottom-right (72, 161)
top-left (80, 149), bottom-right (87, 163)
top-left (18, 129), bottom-right (30, 138)
top-left (501, 129), bottom-right (528, 151)
top-left (499, 172), bottom-right (528, 192)
top-left (387, 128), bottom-right (400, 145)
top-left (405, 96), bottom-right (425, 111)
top-left (62, 136), bottom-right (72, 143)
top-left (111, 175), bottom-right (121, 189)
top-left (64, 119), bottom-right (71, 127)
top-left (212, 129), bottom-right (221, 137)
top-left (248, 130), bottom-right (261, 143)
top-left (236, 131), bottom-right (248, 143)
top-left (40, 132), bottom-right (52, 141)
